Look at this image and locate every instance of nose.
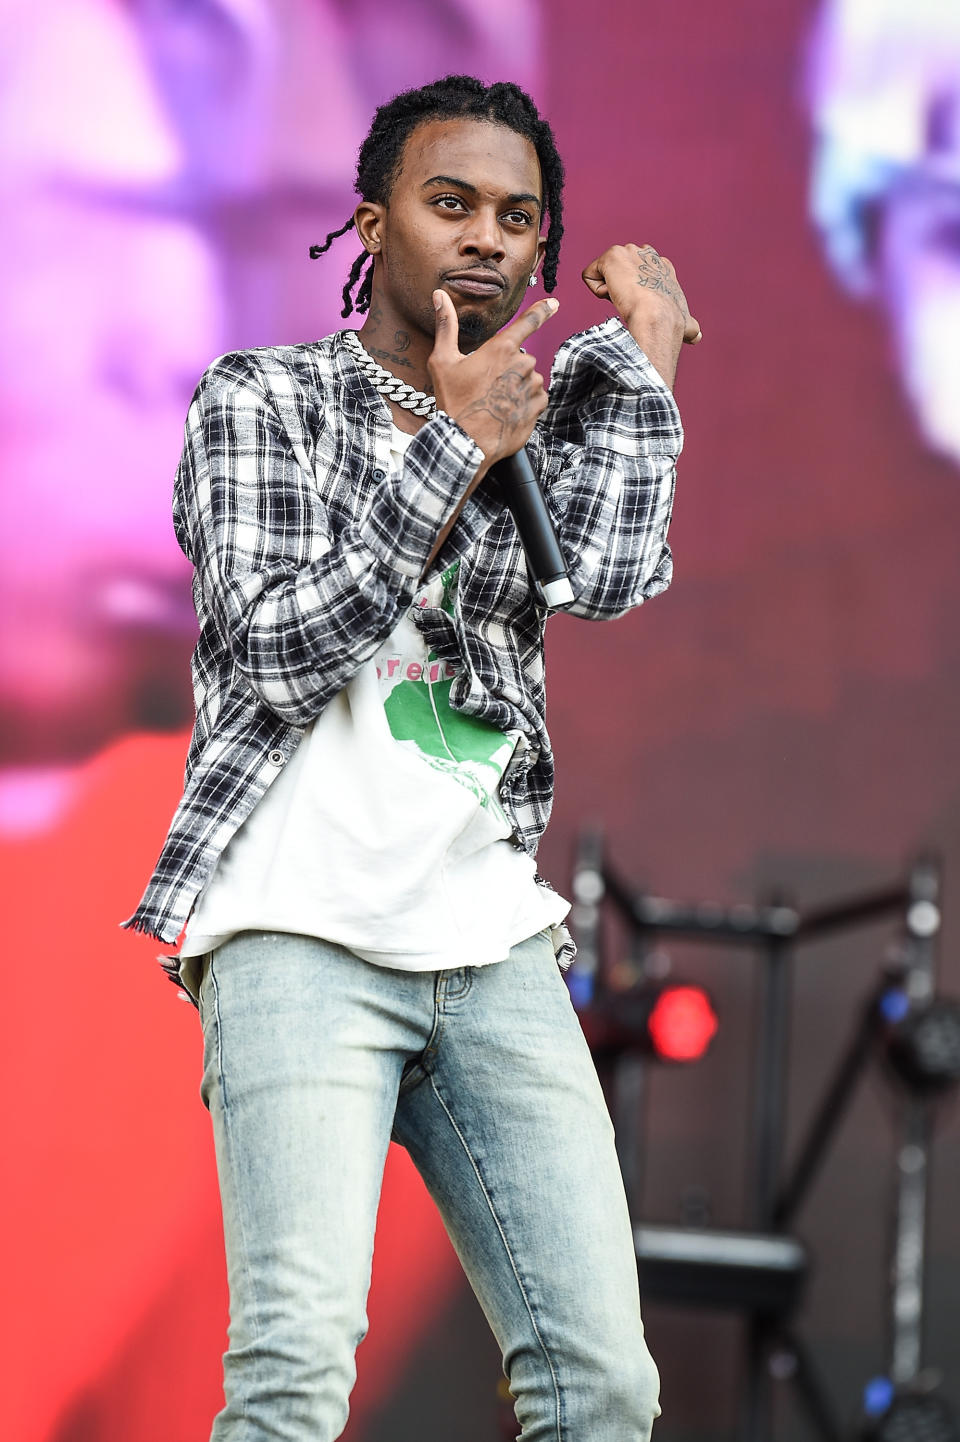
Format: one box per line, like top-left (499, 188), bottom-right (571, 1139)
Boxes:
top-left (459, 205), bottom-right (505, 262)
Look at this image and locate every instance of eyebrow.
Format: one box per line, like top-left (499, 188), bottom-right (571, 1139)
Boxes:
top-left (421, 175), bottom-right (542, 210)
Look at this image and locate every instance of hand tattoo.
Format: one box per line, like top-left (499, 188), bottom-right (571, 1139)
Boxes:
top-left (483, 370), bottom-right (526, 423)
top-left (633, 249), bottom-right (685, 313)
top-left (457, 370), bottom-right (527, 449)
top-left (462, 370), bottom-right (525, 424)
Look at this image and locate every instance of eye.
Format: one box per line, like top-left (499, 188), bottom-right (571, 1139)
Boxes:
top-left (503, 209), bottom-right (534, 227)
top-left (432, 194), bottom-right (467, 212)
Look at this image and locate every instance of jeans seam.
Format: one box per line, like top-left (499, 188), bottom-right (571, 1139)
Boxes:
top-left (427, 1073), bottom-right (565, 1442)
top-left (421, 974), bottom-right (447, 1063)
top-left (441, 967), bottom-right (472, 1003)
top-left (211, 960), bottom-right (228, 1111)
top-left (210, 958), bottom-right (260, 1431)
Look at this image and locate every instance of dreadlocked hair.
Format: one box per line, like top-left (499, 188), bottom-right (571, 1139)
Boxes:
top-left (308, 75), bottom-right (565, 319)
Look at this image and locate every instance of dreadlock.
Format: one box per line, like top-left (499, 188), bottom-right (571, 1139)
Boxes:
top-left (308, 75), bottom-right (565, 318)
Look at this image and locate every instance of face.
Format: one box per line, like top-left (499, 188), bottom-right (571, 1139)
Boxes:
top-left (360, 117), bottom-right (547, 351)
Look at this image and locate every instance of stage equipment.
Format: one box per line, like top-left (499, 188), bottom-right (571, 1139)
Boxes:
top-left (569, 836), bottom-right (958, 1442)
top-left (884, 997), bottom-right (960, 1094)
top-left (578, 978), bottom-right (718, 1064)
top-left (647, 983), bottom-right (719, 1062)
top-left (859, 1382), bottom-right (959, 1442)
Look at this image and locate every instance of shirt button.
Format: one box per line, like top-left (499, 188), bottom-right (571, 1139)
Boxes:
top-left (372, 467), bottom-right (386, 481)
top-left (267, 749), bottom-right (286, 766)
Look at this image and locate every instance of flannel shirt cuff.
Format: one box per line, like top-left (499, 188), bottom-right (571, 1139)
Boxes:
top-left (358, 412), bottom-right (487, 579)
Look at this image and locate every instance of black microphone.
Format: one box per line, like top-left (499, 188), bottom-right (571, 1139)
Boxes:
top-left (490, 448), bottom-right (575, 609)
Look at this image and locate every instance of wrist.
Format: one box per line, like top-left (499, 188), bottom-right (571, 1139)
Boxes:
top-left (621, 320), bottom-right (681, 392)
top-left (452, 412), bottom-right (489, 460)
top-left (617, 301), bottom-right (684, 346)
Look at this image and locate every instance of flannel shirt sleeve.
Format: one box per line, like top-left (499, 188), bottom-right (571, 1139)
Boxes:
top-left (533, 317), bottom-right (683, 622)
top-left (174, 352), bottom-right (485, 725)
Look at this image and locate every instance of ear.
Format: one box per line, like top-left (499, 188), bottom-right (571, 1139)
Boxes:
top-left (533, 232), bottom-right (547, 276)
top-left (354, 201), bottom-right (385, 255)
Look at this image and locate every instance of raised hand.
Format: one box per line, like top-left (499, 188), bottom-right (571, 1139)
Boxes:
top-left (582, 244), bottom-right (700, 343)
top-left (582, 244), bottom-right (700, 389)
top-left (427, 289), bottom-right (560, 470)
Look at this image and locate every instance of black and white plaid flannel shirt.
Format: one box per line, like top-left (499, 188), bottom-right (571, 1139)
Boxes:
top-left (123, 317), bottom-right (682, 975)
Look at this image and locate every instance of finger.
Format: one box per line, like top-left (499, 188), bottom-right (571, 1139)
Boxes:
top-left (683, 315), bottom-right (702, 344)
top-left (582, 274), bottom-right (610, 298)
top-left (500, 296), bottom-right (560, 348)
top-left (430, 288), bottom-right (461, 361)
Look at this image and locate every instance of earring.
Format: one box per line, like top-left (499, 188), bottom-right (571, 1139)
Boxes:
top-left (528, 274), bottom-right (538, 287)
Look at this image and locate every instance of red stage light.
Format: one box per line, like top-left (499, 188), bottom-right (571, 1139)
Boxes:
top-left (647, 985), bottom-right (719, 1062)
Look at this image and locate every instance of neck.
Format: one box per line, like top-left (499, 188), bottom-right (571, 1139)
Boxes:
top-left (358, 293), bottom-right (434, 395)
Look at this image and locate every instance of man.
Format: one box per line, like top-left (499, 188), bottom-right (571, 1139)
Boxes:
top-left (126, 76), bottom-right (699, 1441)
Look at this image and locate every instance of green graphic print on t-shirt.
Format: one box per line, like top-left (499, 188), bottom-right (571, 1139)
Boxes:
top-left (379, 562), bottom-right (517, 812)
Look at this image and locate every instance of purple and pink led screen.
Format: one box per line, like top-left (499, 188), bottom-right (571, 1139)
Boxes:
top-left (1, 0), bottom-right (958, 835)
top-left (807, 0), bottom-right (960, 465)
top-left (0, 0), bottom-right (540, 832)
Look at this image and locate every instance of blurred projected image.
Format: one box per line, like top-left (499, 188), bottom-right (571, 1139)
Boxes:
top-left (0, 0), bottom-right (538, 832)
top-left (807, 0), bottom-right (960, 464)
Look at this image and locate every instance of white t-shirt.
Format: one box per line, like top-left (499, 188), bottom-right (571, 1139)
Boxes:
top-left (178, 425), bottom-right (568, 994)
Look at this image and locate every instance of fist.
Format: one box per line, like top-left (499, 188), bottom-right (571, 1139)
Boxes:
top-left (582, 244), bottom-right (701, 345)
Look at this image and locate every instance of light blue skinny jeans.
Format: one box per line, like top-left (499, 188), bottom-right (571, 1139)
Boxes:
top-left (198, 927), bottom-right (661, 1441)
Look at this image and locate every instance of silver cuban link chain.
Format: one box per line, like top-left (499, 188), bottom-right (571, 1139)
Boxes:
top-left (342, 329), bottom-right (441, 418)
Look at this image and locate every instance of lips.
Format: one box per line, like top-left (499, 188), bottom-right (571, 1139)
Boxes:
top-left (444, 269), bottom-right (506, 298)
